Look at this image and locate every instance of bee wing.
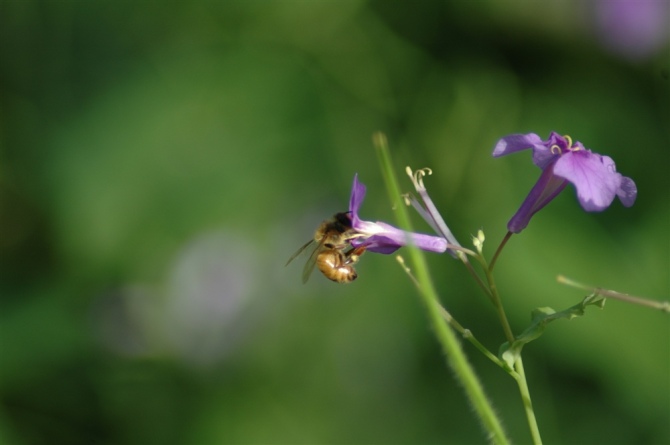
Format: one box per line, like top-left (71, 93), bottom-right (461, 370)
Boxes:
top-left (285, 239), bottom-right (315, 267)
top-left (302, 241), bottom-right (324, 284)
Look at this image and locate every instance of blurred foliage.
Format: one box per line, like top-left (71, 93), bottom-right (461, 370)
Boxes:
top-left (1, 1), bottom-right (668, 444)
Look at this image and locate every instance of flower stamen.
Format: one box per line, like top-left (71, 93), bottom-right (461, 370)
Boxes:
top-left (564, 135), bottom-right (581, 152)
top-left (406, 166), bottom-right (433, 191)
top-left (405, 166), bottom-right (461, 255)
top-left (416, 168), bottom-right (432, 189)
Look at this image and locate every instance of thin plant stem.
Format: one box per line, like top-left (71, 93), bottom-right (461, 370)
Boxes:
top-left (404, 243), bottom-right (542, 445)
top-left (557, 275), bottom-right (670, 312)
top-left (483, 267), bottom-right (515, 344)
top-left (489, 231), bottom-right (513, 272)
top-left (374, 132), bottom-right (510, 445)
top-left (396, 256), bottom-right (508, 371)
top-left (483, 249), bottom-right (543, 445)
top-left (512, 357), bottom-right (543, 445)
top-left (462, 256), bottom-right (494, 300)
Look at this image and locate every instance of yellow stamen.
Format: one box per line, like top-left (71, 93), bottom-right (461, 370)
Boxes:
top-left (564, 134), bottom-right (581, 152)
top-left (414, 167), bottom-right (432, 189)
top-left (406, 166), bottom-right (433, 190)
top-left (550, 134), bottom-right (581, 155)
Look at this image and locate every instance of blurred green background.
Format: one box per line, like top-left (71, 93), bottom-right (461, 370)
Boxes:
top-left (1, 1), bottom-right (668, 444)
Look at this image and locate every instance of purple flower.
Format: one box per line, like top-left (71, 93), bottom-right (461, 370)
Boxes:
top-left (493, 132), bottom-right (637, 233)
top-left (592, 0), bottom-right (669, 61)
top-left (348, 174), bottom-right (448, 254)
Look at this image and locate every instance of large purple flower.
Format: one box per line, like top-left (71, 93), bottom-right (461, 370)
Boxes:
top-left (348, 174), bottom-right (448, 254)
top-left (493, 132), bottom-right (637, 233)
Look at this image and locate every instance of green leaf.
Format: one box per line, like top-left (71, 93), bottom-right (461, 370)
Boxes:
top-left (500, 293), bottom-right (606, 368)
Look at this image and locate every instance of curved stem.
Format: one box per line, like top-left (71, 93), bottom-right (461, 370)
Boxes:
top-left (489, 231), bottom-right (513, 272)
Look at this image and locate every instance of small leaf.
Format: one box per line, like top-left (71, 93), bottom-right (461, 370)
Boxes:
top-left (499, 294), bottom-right (605, 365)
top-left (499, 341), bottom-right (521, 370)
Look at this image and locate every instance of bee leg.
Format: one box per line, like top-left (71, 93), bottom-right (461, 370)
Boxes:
top-left (344, 246), bottom-right (366, 265)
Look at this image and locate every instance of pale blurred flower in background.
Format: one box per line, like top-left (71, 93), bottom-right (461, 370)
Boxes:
top-left (94, 231), bottom-right (258, 367)
top-left (591, 0), bottom-right (669, 60)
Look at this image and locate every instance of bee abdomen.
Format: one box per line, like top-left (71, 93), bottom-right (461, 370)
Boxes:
top-left (317, 250), bottom-right (357, 283)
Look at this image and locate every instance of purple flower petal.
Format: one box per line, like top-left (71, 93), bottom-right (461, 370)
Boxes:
top-left (507, 165), bottom-right (569, 233)
top-left (553, 151), bottom-right (623, 211)
top-left (374, 222), bottom-right (448, 253)
top-left (617, 176), bottom-right (638, 207)
top-left (493, 132), bottom-right (563, 170)
top-left (352, 235), bottom-right (402, 254)
top-left (493, 133), bottom-right (544, 157)
top-left (349, 174), bottom-right (366, 226)
top-left (352, 230), bottom-right (448, 254)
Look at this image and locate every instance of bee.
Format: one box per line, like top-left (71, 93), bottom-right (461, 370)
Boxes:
top-left (315, 245), bottom-right (366, 283)
top-left (286, 212), bottom-right (365, 283)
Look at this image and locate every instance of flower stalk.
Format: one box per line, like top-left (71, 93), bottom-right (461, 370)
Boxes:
top-left (373, 132), bottom-right (510, 445)
top-left (557, 275), bottom-right (670, 312)
top-left (396, 255), bottom-right (507, 370)
top-left (489, 231), bottom-right (513, 273)
top-left (482, 253), bottom-right (543, 445)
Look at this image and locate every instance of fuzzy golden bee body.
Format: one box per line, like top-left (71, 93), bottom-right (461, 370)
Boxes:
top-left (316, 249), bottom-right (358, 283)
top-left (286, 212), bottom-right (365, 284)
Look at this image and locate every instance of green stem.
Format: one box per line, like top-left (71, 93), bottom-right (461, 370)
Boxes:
top-left (374, 132), bottom-right (510, 445)
top-left (490, 231), bottom-right (513, 273)
top-left (396, 256), bottom-right (508, 371)
top-left (513, 358), bottom-right (543, 445)
top-left (462, 256), bottom-right (494, 300)
top-left (557, 275), bottom-right (670, 312)
top-left (483, 245), bottom-right (543, 445)
top-left (484, 272), bottom-right (515, 344)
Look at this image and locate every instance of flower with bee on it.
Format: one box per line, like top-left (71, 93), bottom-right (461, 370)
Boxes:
top-left (286, 174), bottom-right (450, 284)
top-left (347, 174), bottom-right (449, 255)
